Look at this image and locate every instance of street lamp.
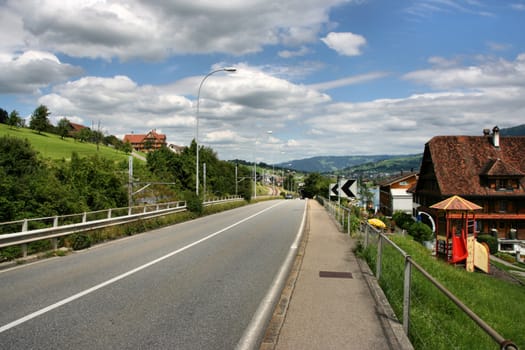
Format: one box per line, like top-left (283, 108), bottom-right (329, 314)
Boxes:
top-left (195, 67), bottom-right (236, 196)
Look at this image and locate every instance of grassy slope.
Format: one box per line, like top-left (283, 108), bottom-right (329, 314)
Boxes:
top-left (368, 235), bottom-right (524, 349)
top-left (0, 124), bottom-right (134, 162)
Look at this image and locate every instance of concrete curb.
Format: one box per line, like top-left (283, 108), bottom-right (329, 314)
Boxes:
top-left (259, 204), bottom-right (309, 350)
top-left (357, 257), bottom-right (414, 350)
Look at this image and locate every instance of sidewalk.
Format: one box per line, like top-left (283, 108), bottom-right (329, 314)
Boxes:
top-left (260, 200), bottom-right (412, 350)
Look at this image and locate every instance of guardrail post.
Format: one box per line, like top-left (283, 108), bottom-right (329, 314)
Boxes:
top-left (51, 238), bottom-right (58, 251)
top-left (53, 216), bottom-right (59, 227)
top-left (128, 207), bottom-right (132, 216)
top-left (143, 206), bottom-right (147, 213)
top-left (347, 209), bottom-right (350, 235)
top-left (376, 234), bottom-right (383, 281)
top-left (22, 219), bottom-right (28, 232)
top-left (108, 209), bottom-right (112, 219)
top-left (403, 256), bottom-right (412, 335)
top-left (364, 224), bottom-right (369, 248)
top-left (82, 212), bottom-right (87, 223)
top-left (22, 244), bottom-right (27, 257)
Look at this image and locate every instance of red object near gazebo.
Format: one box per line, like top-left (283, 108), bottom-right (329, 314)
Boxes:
top-left (430, 195), bottom-right (485, 269)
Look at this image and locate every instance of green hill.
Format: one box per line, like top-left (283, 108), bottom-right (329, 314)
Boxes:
top-left (0, 124), bottom-right (134, 162)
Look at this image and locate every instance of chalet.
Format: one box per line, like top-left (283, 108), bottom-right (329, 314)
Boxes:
top-left (379, 172), bottom-right (418, 216)
top-left (413, 126), bottom-right (525, 240)
top-left (68, 122), bottom-right (89, 135)
top-left (123, 129), bottom-right (167, 152)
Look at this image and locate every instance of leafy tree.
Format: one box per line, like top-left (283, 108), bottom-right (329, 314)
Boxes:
top-left (7, 110), bottom-right (23, 128)
top-left (122, 140), bottom-right (133, 154)
top-left (0, 136), bottom-right (81, 221)
top-left (56, 118), bottom-right (71, 139)
top-left (0, 108), bottom-right (8, 124)
top-left (75, 127), bottom-right (92, 142)
top-left (302, 172), bottom-right (329, 198)
top-left (29, 105), bottom-right (52, 134)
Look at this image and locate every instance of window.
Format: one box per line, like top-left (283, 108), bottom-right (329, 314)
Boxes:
top-left (499, 200), bottom-right (508, 213)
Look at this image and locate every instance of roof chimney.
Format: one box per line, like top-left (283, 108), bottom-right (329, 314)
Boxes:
top-left (483, 128), bottom-right (490, 136)
top-left (492, 126), bottom-right (500, 148)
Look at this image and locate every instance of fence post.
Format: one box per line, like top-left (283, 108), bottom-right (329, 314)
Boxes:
top-left (347, 209), bottom-right (350, 235)
top-left (53, 216), bottom-right (59, 227)
top-left (403, 256), bottom-right (412, 335)
top-left (22, 219), bottom-right (28, 232)
top-left (82, 212), bottom-right (87, 223)
top-left (364, 224), bottom-right (369, 248)
top-left (108, 208), bottom-right (112, 219)
top-left (376, 234), bottom-right (383, 281)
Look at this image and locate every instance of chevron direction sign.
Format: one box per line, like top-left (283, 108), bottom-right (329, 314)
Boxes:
top-left (330, 179), bottom-right (357, 198)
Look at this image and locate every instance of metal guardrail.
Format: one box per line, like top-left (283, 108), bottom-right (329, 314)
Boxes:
top-left (0, 196), bottom-right (244, 255)
top-left (323, 199), bottom-right (519, 350)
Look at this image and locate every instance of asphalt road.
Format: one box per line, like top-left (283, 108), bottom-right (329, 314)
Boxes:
top-left (0, 199), bottom-right (306, 349)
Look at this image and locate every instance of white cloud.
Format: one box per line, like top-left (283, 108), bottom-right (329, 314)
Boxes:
top-left (0, 51), bottom-right (83, 93)
top-left (321, 32), bottom-right (367, 56)
top-left (3, 0), bottom-right (351, 60)
top-left (308, 72), bottom-right (389, 91)
top-left (404, 54), bottom-right (525, 90)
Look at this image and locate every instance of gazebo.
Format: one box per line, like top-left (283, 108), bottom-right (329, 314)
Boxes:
top-left (430, 195), bottom-right (489, 272)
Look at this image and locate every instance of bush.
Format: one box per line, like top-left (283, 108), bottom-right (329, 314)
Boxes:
top-left (70, 234), bottom-right (92, 250)
top-left (392, 210), bottom-right (414, 230)
top-left (408, 221), bottom-right (433, 243)
top-left (184, 192), bottom-right (203, 215)
top-left (477, 234), bottom-right (498, 254)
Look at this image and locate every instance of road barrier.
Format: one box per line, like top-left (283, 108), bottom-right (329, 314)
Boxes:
top-left (0, 196), bottom-right (243, 256)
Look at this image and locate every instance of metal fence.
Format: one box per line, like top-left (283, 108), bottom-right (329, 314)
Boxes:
top-left (0, 196), bottom-right (243, 256)
top-left (323, 199), bottom-right (519, 350)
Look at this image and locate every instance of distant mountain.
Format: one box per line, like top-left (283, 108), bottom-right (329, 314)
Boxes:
top-left (277, 155), bottom-right (415, 173)
top-left (500, 124), bottom-right (525, 136)
top-left (276, 124), bottom-right (524, 174)
top-left (342, 154), bottom-right (423, 178)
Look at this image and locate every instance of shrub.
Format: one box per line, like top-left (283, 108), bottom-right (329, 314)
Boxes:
top-left (184, 192), bottom-right (203, 215)
top-left (392, 210), bottom-right (414, 230)
top-left (477, 234), bottom-right (498, 254)
top-left (408, 221), bottom-right (433, 243)
top-left (70, 234), bottom-right (92, 250)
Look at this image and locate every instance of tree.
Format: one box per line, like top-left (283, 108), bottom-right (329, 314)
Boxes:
top-left (76, 127), bottom-right (92, 142)
top-left (302, 172), bottom-right (329, 198)
top-left (56, 118), bottom-right (71, 139)
top-left (0, 108), bottom-right (8, 124)
top-left (7, 110), bottom-right (23, 128)
top-left (29, 105), bottom-right (52, 134)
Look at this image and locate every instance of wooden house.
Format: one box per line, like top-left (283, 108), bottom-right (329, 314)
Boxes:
top-left (413, 126), bottom-right (525, 240)
top-left (123, 129), bottom-right (167, 152)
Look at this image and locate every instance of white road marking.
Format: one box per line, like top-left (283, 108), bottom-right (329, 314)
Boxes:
top-left (0, 201), bottom-right (284, 334)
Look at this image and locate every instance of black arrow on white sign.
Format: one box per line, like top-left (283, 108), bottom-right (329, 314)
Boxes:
top-left (340, 179), bottom-right (357, 198)
top-left (330, 183), bottom-right (339, 196)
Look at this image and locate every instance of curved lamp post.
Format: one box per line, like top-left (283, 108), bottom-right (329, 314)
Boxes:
top-left (195, 67), bottom-right (236, 196)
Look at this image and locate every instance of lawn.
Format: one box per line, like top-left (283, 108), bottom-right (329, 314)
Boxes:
top-left (0, 124), bottom-right (135, 162)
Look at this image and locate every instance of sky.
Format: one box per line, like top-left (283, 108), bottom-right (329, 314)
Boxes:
top-left (1, 0), bottom-right (524, 164)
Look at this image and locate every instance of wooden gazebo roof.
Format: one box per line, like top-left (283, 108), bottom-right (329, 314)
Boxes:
top-left (430, 195), bottom-right (482, 211)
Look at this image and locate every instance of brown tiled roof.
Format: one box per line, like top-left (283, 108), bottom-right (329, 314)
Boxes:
top-left (427, 135), bottom-right (525, 196)
top-left (123, 134), bottom-right (145, 143)
top-left (379, 172), bottom-right (418, 186)
top-left (68, 122), bottom-right (88, 132)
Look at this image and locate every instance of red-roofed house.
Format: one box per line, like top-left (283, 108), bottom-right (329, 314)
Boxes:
top-left (413, 126), bottom-right (525, 240)
top-left (379, 172), bottom-right (418, 216)
top-left (123, 130), bottom-right (167, 152)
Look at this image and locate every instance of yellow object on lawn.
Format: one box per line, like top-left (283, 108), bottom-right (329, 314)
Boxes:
top-left (368, 218), bottom-right (386, 229)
